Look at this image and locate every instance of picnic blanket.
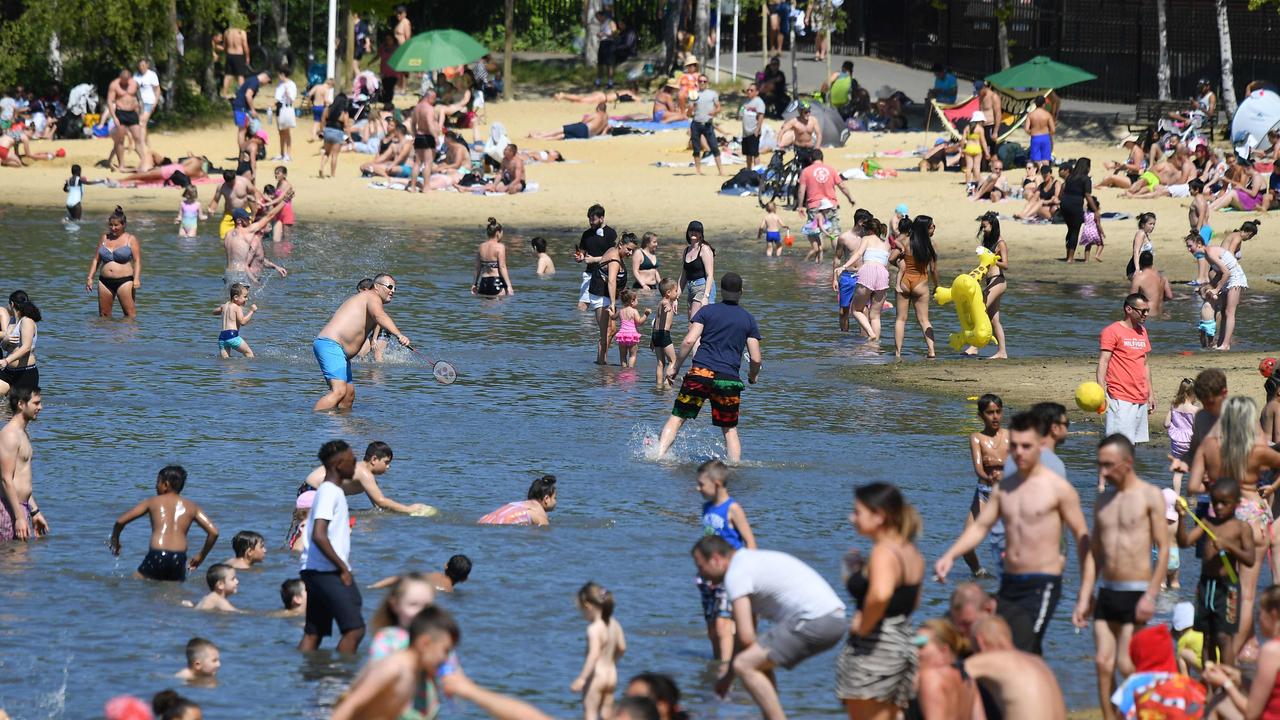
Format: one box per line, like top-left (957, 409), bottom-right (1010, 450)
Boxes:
top-left (366, 180), bottom-right (540, 194)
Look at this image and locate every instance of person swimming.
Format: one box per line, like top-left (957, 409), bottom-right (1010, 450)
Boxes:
top-left (477, 475), bottom-right (557, 526)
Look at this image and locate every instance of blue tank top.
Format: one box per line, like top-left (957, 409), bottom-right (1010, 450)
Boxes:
top-left (701, 496), bottom-right (743, 549)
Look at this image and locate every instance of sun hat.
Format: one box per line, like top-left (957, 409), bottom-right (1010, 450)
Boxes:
top-left (970, 110), bottom-right (985, 123)
top-left (664, 77), bottom-right (679, 89)
top-left (683, 54), bottom-right (699, 67)
top-left (1119, 134), bottom-right (1140, 146)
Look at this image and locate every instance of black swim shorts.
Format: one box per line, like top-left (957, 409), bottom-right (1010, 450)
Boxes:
top-left (226, 53), bottom-right (249, 77)
top-left (563, 122), bottom-right (590, 140)
top-left (116, 109), bottom-right (140, 127)
top-left (414, 133), bottom-right (436, 150)
top-left (301, 569), bottom-right (365, 637)
top-left (996, 572), bottom-right (1062, 655)
top-left (1195, 576), bottom-right (1240, 637)
top-left (742, 135), bottom-right (760, 158)
top-left (1094, 587), bottom-right (1145, 624)
top-left (138, 549), bottom-right (188, 581)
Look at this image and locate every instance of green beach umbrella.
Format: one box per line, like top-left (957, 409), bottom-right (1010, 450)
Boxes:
top-left (389, 29), bottom-right (489, 73)
top-left (985, 56), bottom-right (1097, 91)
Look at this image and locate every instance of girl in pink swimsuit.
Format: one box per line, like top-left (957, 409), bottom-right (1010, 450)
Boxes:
top-left (613, 289), bottom-right (650, 368)
top-left (477, 475), bottom-right (558, 526)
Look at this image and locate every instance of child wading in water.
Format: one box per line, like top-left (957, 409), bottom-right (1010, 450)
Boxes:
top-left (532, 236), bottom-right (556, 276)
top-left (758, 201), bottom-right (784, 256)
top-left (193, 563), bottom-right (241, 612)
top-left (613, 289), bottom-right (650, 368)
top-left (571, 582), bottom-right (627, 720)
top-left (1175, 477), bottom-right (1255, 668)
top-left (1165, 378), bottom-right (1198, 495)
top-left (964, 393), bottom-right (1006, 577)
top-left (176, 185), bottom-right (207, 237)
top-left (694, 460), bottom-right (756, 662)
top-left (651, 279), bottom-right (679, 388)
top-left (213, 282), bottom-right (257, 358)
top-left (109, 465), bottom-right (219, 582)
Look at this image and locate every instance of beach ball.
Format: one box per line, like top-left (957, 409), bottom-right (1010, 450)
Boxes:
top-left (783, 233), bottom-right (794, 246)
top-left (1075, 381), bottom-right (1106, 414)
top-left (1260, 357), bottom-right (1277, 377)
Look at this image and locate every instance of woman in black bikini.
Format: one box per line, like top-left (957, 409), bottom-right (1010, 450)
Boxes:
top-left (631, 232), bottom-right (662, 289)
top-left (471, 217), bottom-right (514, 297)
top-left (583, 233), bottom-right (637, 365)
top-left (85, 206), bottom-right (142, 318)
top-left (966, 212), bottom-right (1009, 359)
top-left (1013, 165), bottom-right (1058, 221)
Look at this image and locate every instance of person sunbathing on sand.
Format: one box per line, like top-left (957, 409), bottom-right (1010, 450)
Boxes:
top-left (553, 84), bottom-right (639, 105)
top-left (110, 156), bottom-right (212, 188)
top-left (528, 103), bottom-right (609, 141)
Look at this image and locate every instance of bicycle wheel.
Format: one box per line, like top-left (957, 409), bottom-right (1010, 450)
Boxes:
top-left (758, 179), bottom-right (777, 207)
top-left (781, 167), bottom-right (800, 210)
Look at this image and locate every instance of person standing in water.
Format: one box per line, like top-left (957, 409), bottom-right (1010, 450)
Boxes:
top-left (312, 274), bottom-right (411, 411)
top-left (0, 387), bottom-right (47, 542)
top-left (677, 221), bottom-right (716, 321)
top-left (577, 204), bottom-right (617, 310)
top-left (0, 290), bottom-right (41, 397)
top-left (471, 217), bottom-right (514, 297)
top-left (299, 440), bottom-right (366, 654)
top-left (968, 212), bottom-right (1009, 358)
top-left (108, 465), bottom-right (219, 581)
top-left (86, 206), bottom-right (142, 319)
top-left (571, 582), bottom-right (627, 720)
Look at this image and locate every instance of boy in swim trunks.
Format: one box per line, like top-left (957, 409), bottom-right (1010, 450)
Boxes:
top-left (193, 563), bottom-right (241, 612)
top-left (212, 282), bottom-right (257, 358)
top-left (757, 201), bottom-right (784, 257)
top-left (694, 459), bottom-right (757, 663)
top-left (109, 465), bottom-right (220, 582)
top-left (175, 637), bottom-right (221, 684)
top-left (1175, 478), bottom-right (1254, 668)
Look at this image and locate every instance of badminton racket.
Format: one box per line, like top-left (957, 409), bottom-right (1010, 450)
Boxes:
top-left (404, 344), bottom-right (457, 384)
top-left (1176, 496), bottom-right (1238, 584)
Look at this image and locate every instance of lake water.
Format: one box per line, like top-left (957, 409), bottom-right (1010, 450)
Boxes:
top-left (0, 207), bottom-right (1275, 718)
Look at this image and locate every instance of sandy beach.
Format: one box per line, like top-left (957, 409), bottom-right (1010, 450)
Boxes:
top-left (6, 95), bottom-right (1278, 296)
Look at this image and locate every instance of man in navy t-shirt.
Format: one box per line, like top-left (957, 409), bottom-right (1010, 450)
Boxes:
top-left (658, 272), bottom-right (763, 463)
top-left (233, 71), bottom-right (269, 145)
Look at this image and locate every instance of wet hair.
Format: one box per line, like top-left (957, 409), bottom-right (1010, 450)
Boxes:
top-left (153, 690), bottom-right (200, 720)
top-left (1137, 211), bottom-right (1157, 228)
top-left (908, 215), bottom-right (937, 265)
top-left (8, 290), bottom-right (40, 322)
top-left (228, 282), bottom-right (249, 299)
top-left (577, 581), bottom-right (615, 622)
top-left (364, 441), bottom-right (393, 462)
top-left (530, 236), bottom-right (548, 253)
top-left (1098, 432), bottom-right (1135, 460)
top-left (110, 205), bottom-right (127, 225)
top-left (206, 563), bottom-right (234, 591)
top-left (486, 216), bottom-right (503, 238)
top-left (1194, 368), bottom-right (1228, 402)
top-left (854, 482), bottom-right (921, 540)
top-left (1173, 377), bottom-right (1196, 406)
top-left (1220, 396), bottom-right (1261, 484)
top-left (184, 637), bottom-right (217, 666)
top-left (619, 288), bottom-right (638, 306)
top-left (588, 203), bottom-right (605, 219)
top-left (1188, 178), bottom-right (1204, 194)
top-left (280, 578), bottom-right (305, 608)
top-left (1241, 220), bottom-right (1261, 236)
top-left (1260, 585), bottom-right (1280, 616)
top-left (445, 554), bottom-right (472, 584)
top-left (372, 572), bottom-right (434, 630)
top-left (980, 215), bottom-right (1001, 251)
top-left (921, 618), bottom-right (971, 656)
top-left (157, 465), bottom-right (187, 493)
top-left (409, 605), bottom-right (461, 645)
top-left (232, 530), bottom-right (265, 558)
top-left (357, 278), bottom-right (375, 291)
top-left (692, 534), bottom-right (733, 558)
top-left (182, 185), bottom-right (198, 202)
top-left (527, 474), bottom-right (557, 501)
top-left (1009, 410), bottom-right (1045, 436)
top-left (658, 277), bottom-right (677, 296)
top-left (615, 697), bottom-right (660, 720)
top-left (318, 439), bottom-right (351, 466)
top-left (977, 393), bottom-right (1003, 413)
top-left (1138, 250), bottom-right (1154, 269)
top-left (698, 458), bottom-right (730, 486)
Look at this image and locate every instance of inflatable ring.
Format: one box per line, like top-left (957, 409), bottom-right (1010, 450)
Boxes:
top-left (934, 248), bottom-right (998, 351)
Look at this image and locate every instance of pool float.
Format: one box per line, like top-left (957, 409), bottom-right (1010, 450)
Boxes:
top-left (933, 248), bottom-right (998, 351)
top-left (1075, 381), bottom-right (1106, 414)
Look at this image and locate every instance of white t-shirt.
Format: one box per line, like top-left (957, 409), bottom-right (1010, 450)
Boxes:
top-left (300, 481), bottom-right (351, 572)
top-left (135, 70), bottom-right (160, 105)
top-left (741, 96), bottom-right (766, 135)
top-left (724, 549), bottom-right (845, 623)
top-left (275, 79), bottom-right (298, 107)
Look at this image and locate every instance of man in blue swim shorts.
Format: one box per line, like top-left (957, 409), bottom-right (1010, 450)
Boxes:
top-left (1025, 96), bottom-right (1056, 167)
top-left (312, 274), bottom-right (411, 411)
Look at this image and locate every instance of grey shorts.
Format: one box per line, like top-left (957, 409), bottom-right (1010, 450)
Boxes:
top-left (1104, 396), bottom-right (1151, 444)
top-left (758, 610), bottom-right (847, 670)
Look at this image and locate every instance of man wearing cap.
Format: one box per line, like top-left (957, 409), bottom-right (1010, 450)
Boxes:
top-left (1099, 134), bottom-right (1146, 190)
top-left (1072, 433), bottom-right (1168, 719)
top-left (223, 204), bottom-right (289, 286)
top-left (796, 148), bottom-right (856, 262)
top-left (778, 101), bottom-right (821, 166)
top-left (690, 74), bottom-right (723, 176)
top-left (740, 83), bottom-right (766, 168)
top-left (1025, 96), bottom-right (1056, 168)
top-left (658, 272), bottom-right (762, 463)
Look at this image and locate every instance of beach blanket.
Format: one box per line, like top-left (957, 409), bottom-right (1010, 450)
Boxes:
top-left (651, 153), bottom-right (745, 168)
top-left (612, 119), bottom-right (691, 132)
top-left (930, 87), bottom-right (1049, 144)
top-left (366, 180), bottom-right (540, 194)
top-left (113, 176), bottom-right (219, 190)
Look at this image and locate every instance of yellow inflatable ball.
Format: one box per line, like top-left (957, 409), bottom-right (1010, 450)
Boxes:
top-left (1075, 381), bottom-right (1106, 414)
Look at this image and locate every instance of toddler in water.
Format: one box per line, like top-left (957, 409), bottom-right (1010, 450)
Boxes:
top-left (531, 236), bottom-right (556, 276)
top-left (175, 637), bottom-right (220, 684)
top-left (651, 279), bottom-right (679, 388)
top-left (212, 282), bottom-right (257, 358)
top-left (758, 201), bottom-right (784, 256)
top-left (1196, 286), bottom-right (1216, 348)
top-left (572, 582), bottom-right (627, 720)
top-left (1165, 378), bottom-right (1199, 495)
top-left (175, 185), bottom-right (207, 237)
top-left (614, 289), bottom-right (651, 367)
top-left (193, 564), bottom-right (241, 612)
top-left (694, 460), bottom-right (756, 662)
top-left (1078, 198), bottom-right (1105, 261)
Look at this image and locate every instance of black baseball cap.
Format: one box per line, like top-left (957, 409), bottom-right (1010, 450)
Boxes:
top-left (720, 272), bottom-right (743, 301)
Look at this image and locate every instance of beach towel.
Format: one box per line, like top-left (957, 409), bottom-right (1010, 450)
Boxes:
top-left (112, 176), bottom-right (219, 190)
top-left (611, 119), bottom-right (691, 132)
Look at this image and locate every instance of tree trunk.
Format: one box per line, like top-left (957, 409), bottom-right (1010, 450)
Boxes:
top-left (663, 0), bottom-right (681, 74)
top-left (1216, 0), bottom-right (1237, 116)
top-left (269, 0), bottom-right (291, 69)
top-left (164, 0), bottom-right (179, 104)
top-left (695, 0), bottom-right (709, 63)
top-left (503, 0), bottom-right (514, 99)
top-left (343, 10), bottom-right (355, 89)
top-left (996, 13), bottom-right (1010, 70)
top-left (1155, 0), bottom-right (1170, 99)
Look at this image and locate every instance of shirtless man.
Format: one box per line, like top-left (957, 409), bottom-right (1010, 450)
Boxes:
top-left (1025, 96), bottom-right (1056, 168)
top-left (313, 275), bottom-right (411, 411)
top-left (223, 25), bottom-right (250, 96)
top-left (485, 144), bottom-right (525, 194)
top-left (107, 69), bottom-right (152, 173)
top-left (0, 132), bottom-right (23, 167)
top-left (1073, 434), bottom-right (1168, 720)
top-left (408, 90), bottom-right (441, 193)
top-left (935, 410), bottom-right (1091, 655)
top-left (965, 616), bottom-right (1067, 720)
top-left (978, 81), bottom-right (1002, 154)
top-left (0, 388), bottom-right (47, 542)
top-left (972, 158), bottom-right (1012, 201)
top-left (1127, 252), bottom-right (1172, 317)
top-left (207, 169), bottom-right (257, 240)
top-left (393, 5), bottom-right (412, 94)
top-left (360, 124), bottom-right (412, 178)
top-left (223, 206), bottom-right (288, 286)
top-left (300, 441), bottom-right (433, 517)
top-left (528, 102), bottom-right (609, 140)
top-left (830, 209), bottom-right (870, 332)
top-left (777, 101), bottom-right (821, 166)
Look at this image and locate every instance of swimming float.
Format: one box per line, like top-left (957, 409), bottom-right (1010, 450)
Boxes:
top-left (933, 248), bottom-right (997, 351)
top-left (1075, 381), bottom-right (1106, 414)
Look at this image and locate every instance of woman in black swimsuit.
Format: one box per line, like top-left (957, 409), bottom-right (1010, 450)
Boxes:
top-left (1013, 165), bottom-right (1058, 221)
top-left (472, 217), bottom-right (514, 297)
top-left (85, 206), bottom-right (142, 318)
top-left (586, 233), bottom-right (637, 364)
top-left (631, 231), bottom-right (662, 289)
top-left (967, 213), bottom-right (1009, 359)
top-left (678, 221), bottom-right (716, 320)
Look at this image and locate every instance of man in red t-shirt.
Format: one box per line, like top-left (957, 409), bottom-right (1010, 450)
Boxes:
top-left (1097, 293), bottom-right (1154, 443)
top-left (795, 148), bottom-right (856, 262)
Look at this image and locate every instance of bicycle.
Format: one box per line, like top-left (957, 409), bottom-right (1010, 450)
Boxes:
top-left (757, 148), bottom-right (803, 210)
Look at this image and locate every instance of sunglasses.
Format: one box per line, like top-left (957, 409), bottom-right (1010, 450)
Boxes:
top-left (1126, 305), bottom-right (1150, 315)
top-left (376, 282), bottom-right (396, 291)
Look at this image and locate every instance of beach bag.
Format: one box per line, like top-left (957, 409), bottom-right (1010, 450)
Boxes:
top-left (996, 141), bottom-right (1024, 169)
top-left (721, 168), bottom-right (760, 191)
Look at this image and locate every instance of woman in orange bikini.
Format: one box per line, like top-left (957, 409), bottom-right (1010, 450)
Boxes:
top-left (890, 215), bottom-right (939, 359)
top-left (1190, 396), bottom-right (1280, 660)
